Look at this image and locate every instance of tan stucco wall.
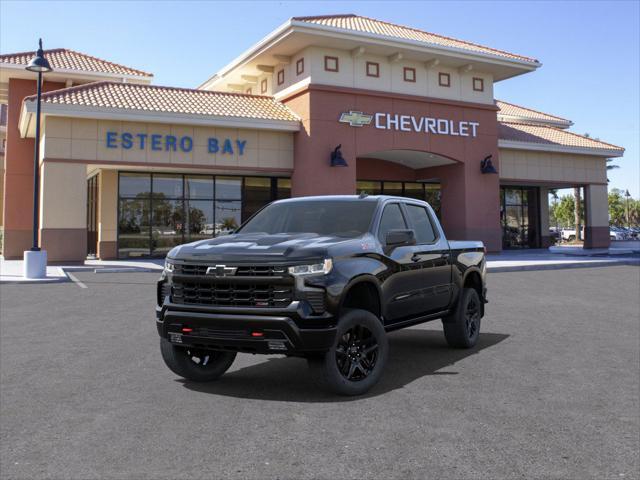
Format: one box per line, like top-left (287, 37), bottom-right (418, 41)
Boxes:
top-left (271, 46), bottom-right (494, 104)
top-left (499, 149), bottom-right (607, 184)
top-left (39, 161), bottom-right (86, 229)
top-left (42, 117), bottom-right (294, 170)
top-left (98, 169), bottom-right (118, 243)
top-left (585, 184), bottom-right (609, 227)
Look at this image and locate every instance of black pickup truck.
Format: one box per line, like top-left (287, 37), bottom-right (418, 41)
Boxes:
top-left (157, 195), bottom-right (487, 395)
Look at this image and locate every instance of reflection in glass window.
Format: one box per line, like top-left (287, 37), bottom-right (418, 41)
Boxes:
top-left (186, 200), bottom-right (214, 242)
top-left (216, 200), bottom-right (241, 236)
top-left (382, 182), bottom-right (403, 197)
top-left (185, 176), bottom-right (214, 199)
top-left (152, 199), bottom-right (184, 256)
top-left (243, 177), bottom-right (272, 221)
top-left (118, 198), bottom-right (150, 257)
top-left (403, 183), bottom-right (424, 200)
top-left (119, 173), bottom-right (151, 198)
top-left (356, 181), bottom-right (382, 195)
top-left (153, 174), bottom-right (183, 198)
top-left (215, 177), bottom-right (242, 200)
top-left (277, 178), bottom-right (291, 199)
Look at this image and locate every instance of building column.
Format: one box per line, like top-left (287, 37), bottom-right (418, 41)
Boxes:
top-left (39, 161), bottom-right (87, 262)
top-left (539, 187), bottom-right (552, 247)
top-left (2, 78), bottom-right (65, 259)
top-left (98, 170), bottom-right (118, 259)
top-left (584, 184), bottom-right (610, 249)
top-left (418, 160), bottom-right (502, 252)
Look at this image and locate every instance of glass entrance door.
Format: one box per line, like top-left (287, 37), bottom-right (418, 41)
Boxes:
top-left (500, 186), bottom-right (540, 249)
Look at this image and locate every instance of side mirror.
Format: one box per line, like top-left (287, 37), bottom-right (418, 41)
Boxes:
top-left (385, 229), bottom-right (416, 247)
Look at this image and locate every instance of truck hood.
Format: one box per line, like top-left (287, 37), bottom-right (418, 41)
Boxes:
top-left (167, 232), bottom-right (362, 263)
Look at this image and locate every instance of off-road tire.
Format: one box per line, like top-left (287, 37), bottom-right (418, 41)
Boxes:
top-left (308, 308), bottom-right (388, 396)
top-left (160, 338), bottom-right (236, 382)
top-left (442, 288), bottom-right (482, 348)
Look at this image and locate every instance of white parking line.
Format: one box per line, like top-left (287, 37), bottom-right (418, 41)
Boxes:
top-left (66, 272), bottom-right (88, 289)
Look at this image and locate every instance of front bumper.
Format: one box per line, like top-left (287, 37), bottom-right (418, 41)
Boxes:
top-left (156, 300), bottom-right (337, 355)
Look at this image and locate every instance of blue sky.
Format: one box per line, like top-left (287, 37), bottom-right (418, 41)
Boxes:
top-left (1, 0), bottom-right (638, 197)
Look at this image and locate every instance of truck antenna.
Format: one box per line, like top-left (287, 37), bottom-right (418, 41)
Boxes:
top-left (358, 191), bottom-right (368, 199)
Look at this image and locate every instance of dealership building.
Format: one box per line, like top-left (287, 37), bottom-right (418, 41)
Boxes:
top-left (0, 14), bottom-right (624, 261)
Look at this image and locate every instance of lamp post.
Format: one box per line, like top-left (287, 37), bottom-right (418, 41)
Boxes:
top-left (625, 189), bottom-right (631, 229)
top-left (23, 39), bottom-right (52, 279)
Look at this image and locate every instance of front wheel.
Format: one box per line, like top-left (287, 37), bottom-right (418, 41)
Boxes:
top-left (308, 308), bottom-right (388, 396)
top-left (442, 288), bottom-right (482, 348)
top-left (160, 338), bottom-right (236, 382)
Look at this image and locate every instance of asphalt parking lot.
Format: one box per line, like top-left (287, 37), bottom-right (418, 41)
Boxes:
top-left (1, 266), bottom-right (639, 480)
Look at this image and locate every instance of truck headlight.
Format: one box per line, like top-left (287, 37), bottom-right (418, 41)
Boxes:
top-left (288, 259), bottom-right (333, 276)
top-left (164, 259), bottom-right (175, 273)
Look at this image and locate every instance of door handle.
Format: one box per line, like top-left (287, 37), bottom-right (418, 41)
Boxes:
top-left (411, 253), bottom-right (420, 262)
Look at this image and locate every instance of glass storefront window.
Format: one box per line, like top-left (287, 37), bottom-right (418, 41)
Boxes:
top-left (501, 186), bottom-right (539, 249)
top-left (276, 178), bottom-right (291, 199)
top-left (153, 174), bottom-right (183, 198)
top-left (243, 177), bottom-right (272, 221)
top-left (356, 181), bottom-right (382, 195)
top-left (215, 177), bottom-right (242, 200)
top-left (119, 173), bottom-right (151, 198)
top-left (118, 198), bottom-right (151, 257)
top-left (151, 199), bottom-right (184, 256)
top-left (216, 200), bottom-right (241, 236)
top-left (382, 182), bottom-right (403, 197)
top-left (117, 173), bottom-right (289, 258)
top-left (186, 200), bottom-right (215, 242)
top-left (425, 184), bottom-right (441, 218)
top-left (185, 176), bottom-right (214, 199)
top-left (403, 182), bottom-right (424, 200)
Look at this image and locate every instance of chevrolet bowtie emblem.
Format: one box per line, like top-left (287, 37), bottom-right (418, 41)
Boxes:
top-left (339, 111), bottom-right (373, 127)
top-left (206, 265), bottom-right (238, 276)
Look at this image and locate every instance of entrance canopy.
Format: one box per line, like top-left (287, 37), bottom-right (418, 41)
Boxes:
top-left (360, 149), bottom-right (456, 170)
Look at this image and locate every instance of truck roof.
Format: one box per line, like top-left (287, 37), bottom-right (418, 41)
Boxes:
top-left (273, 195), bottom-right (422, 203)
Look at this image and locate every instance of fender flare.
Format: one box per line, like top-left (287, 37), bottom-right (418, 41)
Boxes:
top-left (338, 273), bottom-right (384, 321)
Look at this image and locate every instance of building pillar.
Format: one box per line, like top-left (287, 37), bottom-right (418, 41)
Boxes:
top-left (98, 170), bottom-right (118, 259)
top-left (285, 91), bottom-right (357, 197)
top-left (418, 160), bottom-right (501, 252)
top-left (584, 184), bottom-right (610, 249)
top-left (2, 78), bottom-right (66, 259)
top-left (39, 161), bottom-right (87, 262)
top-left (539, 187), bottom-right (552, 247)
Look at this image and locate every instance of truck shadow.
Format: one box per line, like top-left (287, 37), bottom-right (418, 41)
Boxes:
top-left (179, 328), bottom-right (509, 402)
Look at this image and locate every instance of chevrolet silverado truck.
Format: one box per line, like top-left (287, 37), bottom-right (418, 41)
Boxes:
top-left (157, 195), bottom-right (487, 395)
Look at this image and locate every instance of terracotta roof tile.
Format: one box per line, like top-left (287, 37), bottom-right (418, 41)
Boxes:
top-left (0, 48), bottom-right (152, 77)
top-left (499, 121), bottom-right (623, 153)
top-left (293, 14), bottom-right (539, 64)
top-left (25, 81), bottom-right (299, 122)
top-left (496, 100), bottom-right (571, 126)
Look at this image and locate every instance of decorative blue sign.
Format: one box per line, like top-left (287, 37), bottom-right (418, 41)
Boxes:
top-left (105, 132), bottom-right (247, 155)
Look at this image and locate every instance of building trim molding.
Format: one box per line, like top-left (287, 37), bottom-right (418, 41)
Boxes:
top-left (499, 140), bottom-right (623, 158)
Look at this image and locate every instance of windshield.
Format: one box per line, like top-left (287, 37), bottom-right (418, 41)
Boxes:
top-left (237, 200), bottom-right (377, 237)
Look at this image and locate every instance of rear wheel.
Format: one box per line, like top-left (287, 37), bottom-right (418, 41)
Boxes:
top-left (160, 338), bottom-right (236, 382)
top-left (442, 288), bottom-right (482, 348)
top-left (308, 308), bottom-right (388, 396)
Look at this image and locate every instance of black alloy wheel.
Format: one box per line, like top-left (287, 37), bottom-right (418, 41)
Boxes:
top-left (335, 325), bottom-right (379, 382)
top-left (160, 338), bottom-right (237, 382)
top-left (442, 288), bottom-right (482, 348)
top-left (308, 308), bottom-right (388, 396)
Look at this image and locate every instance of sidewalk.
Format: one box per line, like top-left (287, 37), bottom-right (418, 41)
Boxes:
top-left (0, 257), bottom-right (163, 284)
top-left (486, 249), bottom-right (639, 273)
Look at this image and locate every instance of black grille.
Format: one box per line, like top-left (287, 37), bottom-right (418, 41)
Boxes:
top-left (171, 281), bottom-right (293, 308)
top-left (173, 264), bottom-right (287, 277)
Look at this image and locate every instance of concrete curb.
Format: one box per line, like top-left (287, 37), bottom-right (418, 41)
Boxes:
top-left (488, 259), bottom-right (640, 273)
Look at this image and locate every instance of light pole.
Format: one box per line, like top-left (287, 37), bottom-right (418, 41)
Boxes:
top-left (625, 189), bottom-right (631, 229)
top-left (23, 39), bottom-right (52, 279)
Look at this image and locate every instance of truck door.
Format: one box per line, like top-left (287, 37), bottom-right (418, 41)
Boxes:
top-left (401, 202), bottom-right (452, 313)
top-left (377, 202), bottom-right (427, 322)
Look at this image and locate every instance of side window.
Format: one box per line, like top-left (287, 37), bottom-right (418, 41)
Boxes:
top-left (378, 203), bottom-right (407, 243)
top-left (405, 204), bottom-right (436, 243)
